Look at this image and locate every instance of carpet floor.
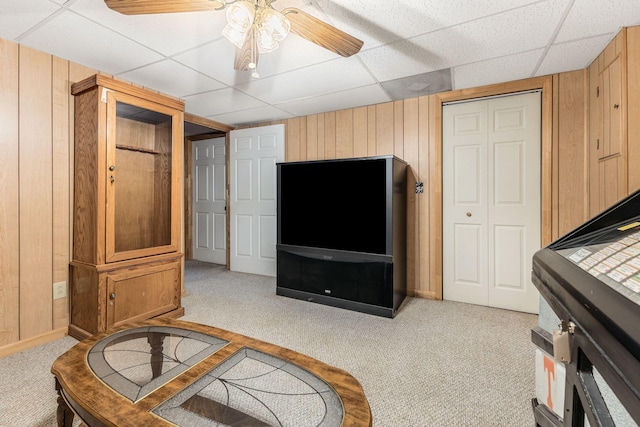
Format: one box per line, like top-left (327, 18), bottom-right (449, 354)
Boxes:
top-left (0, 260), bottom-right (538, 426)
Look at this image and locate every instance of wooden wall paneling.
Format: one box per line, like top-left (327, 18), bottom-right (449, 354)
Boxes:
top-left (299, 116), bottom-right (307, 161)
top-left (19, 46), bottom-right (53, 339)
top-left (551, 75), bottom-right (560, 241)
top-left (352, 107), bottom-right (368, 157)
top-left (367, 105), bottom-right (376, 156)
top-left (52, 56), bottom-right (71, 330)
top-left (540, 77), bottom-right (554, 247)
top-left (628, 26), bottom-right (640, 192)
top-left (335, 109), bottom-right (354, 159)
top-left (0, 39), bottom-right (20, 347)
top-left (324, 112), bottom-right (336, 159)
top-left (557, 70), bottom-right (589, 237)
top-left (306, 114), bottom-right (318, 160)
top-left (588, 58), bottom-right (601, 217)
top-left (317, 113), bottom-right (326, 160)
top-left (393, 100), bottom-right (404, 158)
top-left (428, 95), bottom-right (442, 299)
top-left (375, 102), bottom-right (394, 155)
top-left (402, 98), bottom-right (419, 294)
top-left (416, 96), bottom-right (430, 297)
top-left (286, 117), bottom-right (301, 162)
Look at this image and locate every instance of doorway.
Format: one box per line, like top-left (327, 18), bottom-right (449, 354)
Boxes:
top-left (442, 91), bottom-right (541, 313)
top-left (192, 137), bottom-right (227, 264)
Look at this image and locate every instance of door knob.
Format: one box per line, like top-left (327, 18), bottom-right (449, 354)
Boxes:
top-left (466, 212), bottom-right (472, 217)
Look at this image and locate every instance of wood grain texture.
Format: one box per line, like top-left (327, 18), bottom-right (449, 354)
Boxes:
top-left (0, 39), bottom-right (20, 346)
top-left (557, 70), bottom-right (589, 237)
top-left (306, 114), bottom-right (318, 160)
top-left (52, 56), bottom-right (71, 330)
top-left (19, 45), bottom-right (53, 339)
top-left (627, 27), bottom-right (640, 192)
top-left (53, 318), bottom-right (372, 427)
top-left (393, 100), bottom-right (404, 158)
top-left (335, 109), bottom-right (353, 159)
top-left (324, 112), bottom-right (336, 159)
top-left (403, 98), bottom-right (419, 292)
top-left (353, 107), bottom-right (368, 157)
top-left (417, 96), bottom-right (431, 298)
top-left (375, 102), bottom-right (393, 155)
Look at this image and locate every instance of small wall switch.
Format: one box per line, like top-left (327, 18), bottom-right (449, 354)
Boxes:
top-left (53, 281), bottom-right (67, 300)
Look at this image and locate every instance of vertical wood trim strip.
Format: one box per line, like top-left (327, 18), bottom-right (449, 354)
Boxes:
top-left (306, 114), bottom-right (318, 160)
top-left (353, 107), bottom-right (368, 157)
top-left (375, 102), bottom-right (394, 155)
top-left (335, 109), bottom-right (353, 159)
top-left (417, 96), bottom-right (430, 296)
top-left (299, 117), bottom-right (307, 161)
top-left (627, 27), bottom-right (640, 192)
top-left (286, 118), bottom-right (301, 162)
top-left (52, 56), bottom-right (70, 329)
top-left (394, 100), bottom-right (404, 158)
top-left (0, 39), bottom-right (20, 346)
top-left (317, 114), bottom-right (325, 160)
top-left (403, 98), bottom-right (419, 294)
top-left (367, 106), bottom-right (376, 156)
top-left (324, 112), bottom-right (336, 159)
top-left (429, 95), bottom-right (443, 299)
top-left (19, 46), bottom-right (53, 338)
top-left (551, 74), bottom-right (560, 241)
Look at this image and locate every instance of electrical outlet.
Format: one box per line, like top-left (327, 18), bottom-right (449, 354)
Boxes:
top-left (53, 281), bottom-right (67, 300)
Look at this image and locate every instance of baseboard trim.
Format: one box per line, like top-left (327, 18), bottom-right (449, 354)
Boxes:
top-left (410, 289), bottom-right (439, 300)
top-left (0, 327), bottom-right (69, 358)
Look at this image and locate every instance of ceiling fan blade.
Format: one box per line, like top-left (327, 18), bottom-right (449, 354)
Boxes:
top-left (281, 7), bottom-right (363, 57)
top-left (234, 27), bottom-right (260, 71)
top-left (104, 0), bottom-right (225, 15)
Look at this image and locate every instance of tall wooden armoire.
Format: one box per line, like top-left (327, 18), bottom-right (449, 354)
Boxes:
top-left (69, 74), bottom-right (184, 340)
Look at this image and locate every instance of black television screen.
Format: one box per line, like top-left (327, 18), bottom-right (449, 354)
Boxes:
top-left (278, 157), bottom-right (389, 255)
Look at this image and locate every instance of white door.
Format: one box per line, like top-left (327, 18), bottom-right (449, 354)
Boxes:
top-left (193, 137), bottom-right (226, 264)
top-left (443, 91), bottom-right (541, 313)
top-left (229, 124), bottom-right (285, 276)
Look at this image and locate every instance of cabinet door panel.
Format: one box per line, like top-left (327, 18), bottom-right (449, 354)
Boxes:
top-left (107, 262), bottom-right (180, 329)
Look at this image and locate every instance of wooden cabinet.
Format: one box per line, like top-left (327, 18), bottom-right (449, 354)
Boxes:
top-left (69, 75), bottom-right (185, 340)
top-left (589, 28), bottom-right (633, 216)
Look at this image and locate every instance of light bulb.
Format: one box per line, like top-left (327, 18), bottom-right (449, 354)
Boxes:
top-left (259, 8), bottom-right (290, 41)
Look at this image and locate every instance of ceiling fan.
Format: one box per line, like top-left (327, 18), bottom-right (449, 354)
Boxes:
top-left (104, 0), bottom-right (364, 74)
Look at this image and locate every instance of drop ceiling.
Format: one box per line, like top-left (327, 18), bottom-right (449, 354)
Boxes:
top-left (2, 0), bottom-right (640, 127)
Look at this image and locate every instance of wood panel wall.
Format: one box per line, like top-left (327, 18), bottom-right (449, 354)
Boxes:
top-left (0, 39), bottom-right (97, 357)
top-left (0, 35), bottom-right (592, 356)
top-left (257, 74), bottom-right (590, 299)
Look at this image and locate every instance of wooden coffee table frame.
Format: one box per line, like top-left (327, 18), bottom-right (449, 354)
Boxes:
top-left (52, 318), bottom-right (372, 427)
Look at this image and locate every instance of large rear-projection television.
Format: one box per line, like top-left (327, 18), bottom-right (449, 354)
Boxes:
top-left (276, 155), bottom-right (407, 318)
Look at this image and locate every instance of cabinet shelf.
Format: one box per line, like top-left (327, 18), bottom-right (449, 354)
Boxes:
top-left (116, 144), bottom-right (160, 155)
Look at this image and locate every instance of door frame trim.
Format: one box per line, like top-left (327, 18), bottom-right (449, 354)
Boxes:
top-left (429, 76), bottom-right (553, 300)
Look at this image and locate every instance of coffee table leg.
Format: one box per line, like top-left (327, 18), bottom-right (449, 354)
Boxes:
top-left (148, 332), bottom-right (167, 379)
top-left (55, 378), bottom-right (74, 427)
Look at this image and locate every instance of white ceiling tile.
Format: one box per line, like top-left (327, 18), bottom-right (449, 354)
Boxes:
top-left (360, 0), bottom-right (570, 82)
top-left (0, 0), bottom-right (60, 40)
top-left (453, 49), bottom-right (544, 90)
top-left (236, 56), bottom-right (376, 105)
top-left (277, 84), bottom-right (392, 117)
top-left (183, 88), bottom-right (265, 117)
top-left (535, 34), bottom-right (614, 77)
top-left (315, 0), bottom-right (549, 50)
top-left (174, 39), bottom-right (251, 86)
top-left (117, 60), bottom-right (226, 98)
top-left (556, 0), bottom-right (640, 43)
top-left (70, 0), bottom-right (226, 56)
top-left (19, 11), bottom-right (163, 74)
top-left (209, 106), bottom-right (294, 126)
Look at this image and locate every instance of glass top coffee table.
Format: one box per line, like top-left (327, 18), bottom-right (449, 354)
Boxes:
top-left (51, 318), bottom-right (371, 427)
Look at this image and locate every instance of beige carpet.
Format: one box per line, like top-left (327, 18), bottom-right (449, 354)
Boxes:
top-left (0, 260), bottom-right (538, 426)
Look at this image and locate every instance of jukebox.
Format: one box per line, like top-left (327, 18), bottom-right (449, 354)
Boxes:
top-left (531, 190), bottom-right (640, 426)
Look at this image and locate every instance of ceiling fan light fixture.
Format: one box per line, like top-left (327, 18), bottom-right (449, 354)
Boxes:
top-left (222, 24), bottom-right (248, 48)
top-left (258, 7), bottom-right (290, 42)
top-left (225, 1), bottom-right (254, 31)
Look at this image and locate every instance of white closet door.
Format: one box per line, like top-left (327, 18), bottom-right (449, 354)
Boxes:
top-left (443, 92), bottom-right (541, 314)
